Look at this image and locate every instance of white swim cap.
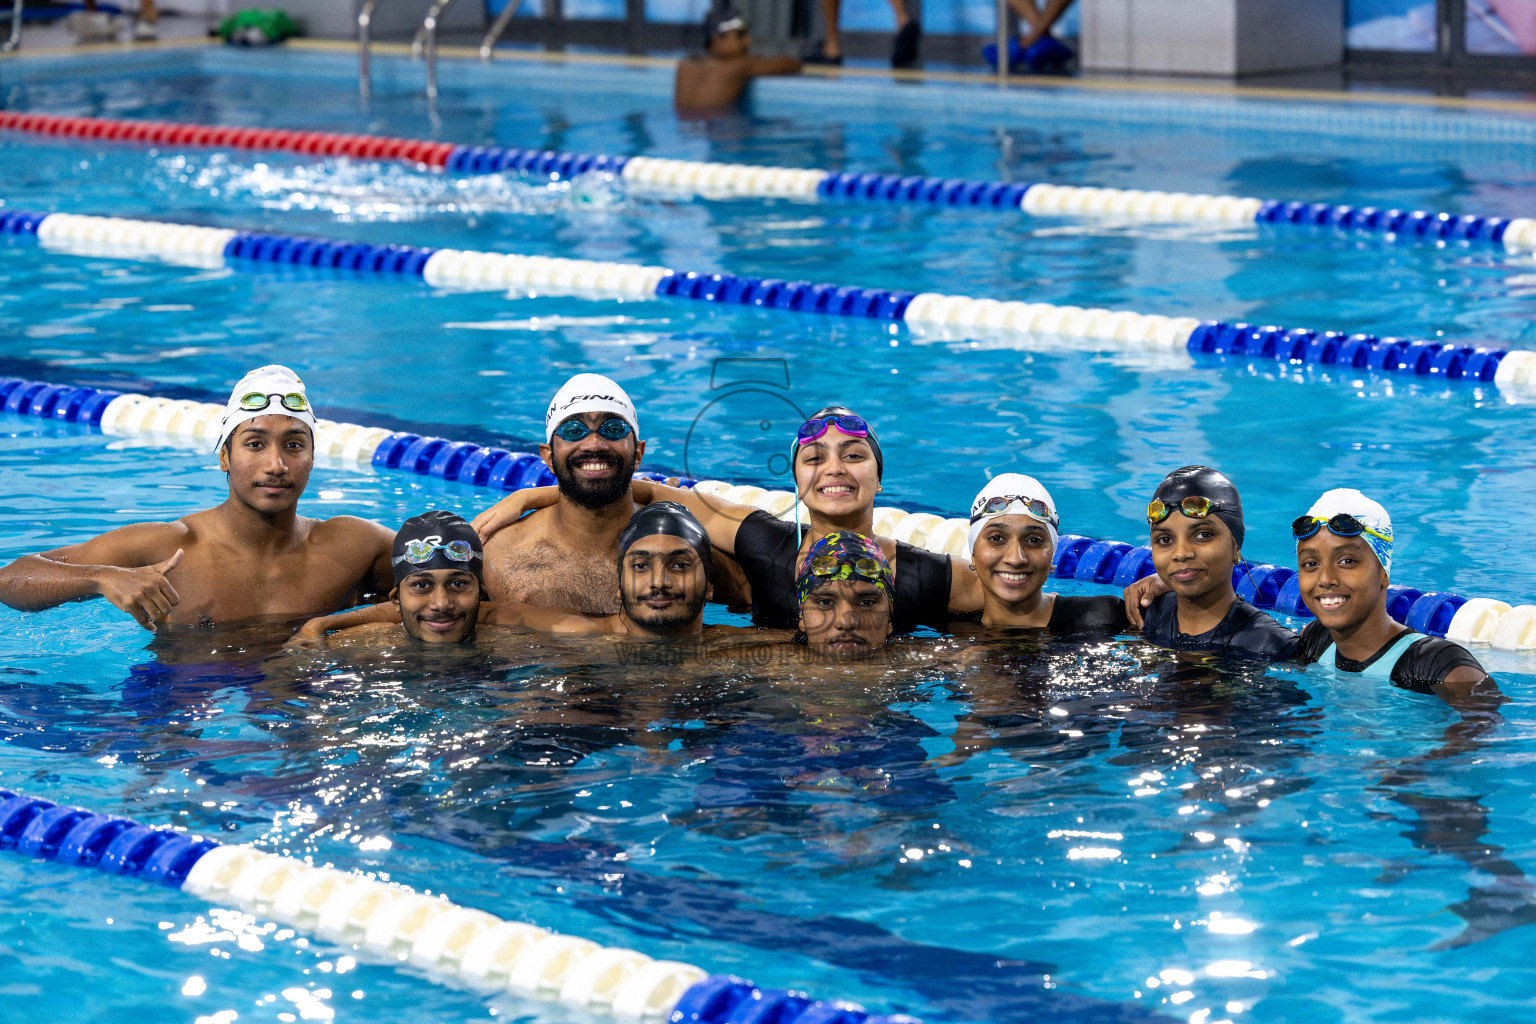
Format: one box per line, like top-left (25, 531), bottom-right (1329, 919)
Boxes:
top-left (967, 472), bottom-right (1060, 563)
top-left (545, 373), bottom-right (639, 443)
top-left (1301, 487), bottom-right (1394, 573)
top-left (215, 364), bottom-right (316, 453)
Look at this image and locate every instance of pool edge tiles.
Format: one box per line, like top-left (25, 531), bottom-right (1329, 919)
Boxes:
top-left (10, 43), bottom-right (1536, 146)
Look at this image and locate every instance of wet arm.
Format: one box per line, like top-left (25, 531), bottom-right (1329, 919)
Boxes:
top-left (292, 601), bottom-right (398, 642)
top-left (471, 485), bottom-right (559, 541)
top-left (481, 600), bottom-right (614, 635)
top-left (1121, 573), bottom-right (1168, 630)
top-left (632, 480), bottom-right (757, 556)
top-left (946, 555), bottom-right (983, 615)
top-left (0, 524), bottom-right (184, 625)
top-left (746, 55), bottom-right (802, 76)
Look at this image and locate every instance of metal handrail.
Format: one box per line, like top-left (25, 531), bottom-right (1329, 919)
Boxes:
top-left (3, 0), bottom-right (23, 54)
top-left (479, 0), bottom-right (527, 61)
top-left (421, 0), bottom-right (460, 100)
top-left (995, 0), bottom-right (1008, 85)
top-left (358, 0), bottom-right (389, 101)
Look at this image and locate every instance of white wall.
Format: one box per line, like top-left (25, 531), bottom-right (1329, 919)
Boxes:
top-left (1082, 0), bottom-right (1344, 76)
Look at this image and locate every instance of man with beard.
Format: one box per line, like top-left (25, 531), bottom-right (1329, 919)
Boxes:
top-left (479, 373), bottom-right (649, 615)
top-left (295, 503), bottom-right (719, 642)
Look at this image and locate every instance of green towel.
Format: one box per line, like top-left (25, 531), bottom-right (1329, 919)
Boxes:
top-left (216, 8), bottom-right (299, 45)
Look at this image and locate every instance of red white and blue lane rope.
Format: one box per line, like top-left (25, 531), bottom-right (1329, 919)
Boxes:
top-left (2, 112), bottom-right (1533, 248)
top-left (0, 788), bottom-right (914, 1023)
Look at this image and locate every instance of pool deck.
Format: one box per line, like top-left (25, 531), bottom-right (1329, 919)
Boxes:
top-left (4, 20), bottom-right (1536, 123)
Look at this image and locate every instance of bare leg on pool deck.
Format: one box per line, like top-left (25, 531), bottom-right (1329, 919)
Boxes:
top-left (815, 0), bottom-right (913, 62)
top-left (1007, 0), bottom-right (1075, 49)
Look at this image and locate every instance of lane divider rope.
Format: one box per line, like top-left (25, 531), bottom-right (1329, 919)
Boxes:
top-left (2, 371), bottom-right (1531, 650)
top-left (3, 113), bottom-right (1532, 249)
top-left (0, 790), bottom-right (914, 1024)
top-left (4, 207), bottom-right (1534, 403)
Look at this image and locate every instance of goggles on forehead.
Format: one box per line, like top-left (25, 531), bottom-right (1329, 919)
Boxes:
top-left (970, 494), bottom-right (1059, 527)
top-left (392, 538), bottom-right (478, 567)
top-left (553, 416), bottom-right (633, 443)
top-left (796, 414), bottom-right (870, 446)
top-left (809, 554), bottom-right (886, 580)
top-left (1147, 495), bottom-right (1233, 524)
top-left (238, 391), bottom-right (310, 413)
top-left (1291, 513), bottom-right (1392, 544)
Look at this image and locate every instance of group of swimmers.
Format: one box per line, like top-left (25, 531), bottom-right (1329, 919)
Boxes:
top-left (0, 362), bottom-right (1489, 700)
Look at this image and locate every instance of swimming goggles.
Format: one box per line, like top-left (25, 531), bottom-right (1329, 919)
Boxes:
top-left (552, 416), bottom-right (633, 443)
top-left (1147, 496), bottom-right (1233, 524)
top-left (796, 414), bottom-right (870, 445)
top-left (809, 554), bottom-right (886, 579)
top-left (238, 391), bottom-right (310, 413)
top-left (1291, 513), bottom-right (1393, 544)
top-left (970, 494), bottom-right (1059, 527)
top-left (393, 538), bottom-right (479, 565)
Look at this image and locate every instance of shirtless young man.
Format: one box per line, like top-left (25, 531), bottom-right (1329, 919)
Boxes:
top-left (0, 366), bottom-right (394, 630)
top-left (298, 503), bottom-right (721, 644)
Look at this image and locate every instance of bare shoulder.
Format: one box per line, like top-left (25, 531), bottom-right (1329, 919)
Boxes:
top-left (483, 507), bottom-right (554, 553)
top-left (311, 514), bottom-right (394, 546)
top-left (43, 519), bottom-right (191, 565)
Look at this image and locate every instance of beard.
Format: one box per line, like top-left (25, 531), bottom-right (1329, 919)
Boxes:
top-left (553, 446), bottom-right (636, 510)
top-left (621, 585), bottom-right (707, 634)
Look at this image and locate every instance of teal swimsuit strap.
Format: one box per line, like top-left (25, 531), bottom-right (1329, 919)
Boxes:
top-left (1319, 629), bottom-right (1421, 680)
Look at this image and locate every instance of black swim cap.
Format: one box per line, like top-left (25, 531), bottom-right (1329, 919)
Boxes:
top-left (392, 510), bottom-right (484, 586)
top-left (801, 405), bottom-right (884, 480)
top-left (1152, 465), bottom-right (1245, 549)
top-left (618, 501), bottom-right (713, 577)
top-left (703, 4), bottom-right (749, 47)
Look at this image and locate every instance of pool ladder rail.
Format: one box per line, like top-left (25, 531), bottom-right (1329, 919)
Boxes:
top-left (3, 0), bottom-right (24, 53)
top-left (360, 0), bottom-right (529, 103)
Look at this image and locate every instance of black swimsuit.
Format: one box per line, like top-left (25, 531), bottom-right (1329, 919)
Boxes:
top-left (732, 510), bottom-right (953, 633)
top-left (1141, 592), bottom-right (1300, 662)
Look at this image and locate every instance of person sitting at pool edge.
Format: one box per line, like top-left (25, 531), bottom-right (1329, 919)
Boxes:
top-left (0, 365), bottom-right (394, 630)
top-left (674, 5), bottom-right (802, 116)
top-left (795, 532), bottom-right (894, 659)
top-left (475, 404), bottom-right (977, 632)
top-left (1292, 489), bottom-right (1487, 696)
top-left (298, 503), bottom-right (721, 643)
top-left (1140, 465), bottom-right (1299, 662)
top-left (965, 473), bottom-right (1128, 634)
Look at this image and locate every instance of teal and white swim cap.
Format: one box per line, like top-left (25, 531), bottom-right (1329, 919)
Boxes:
top-left (1302, 488), bottom-right (1394, 574)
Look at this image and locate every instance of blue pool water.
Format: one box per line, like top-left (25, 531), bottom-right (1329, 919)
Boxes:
top-left (3, 46), bottom-right (1536, 1024)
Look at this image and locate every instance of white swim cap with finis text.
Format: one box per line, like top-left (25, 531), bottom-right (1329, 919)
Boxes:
top-left (545, 373), bottom-right (639, 442)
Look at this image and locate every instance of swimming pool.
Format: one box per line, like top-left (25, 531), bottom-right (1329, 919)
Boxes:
top-left (3, 43), bottom-right (1536, 1024)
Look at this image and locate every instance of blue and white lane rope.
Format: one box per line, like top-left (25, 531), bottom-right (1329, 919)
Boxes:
top-left (5, 208), bottom-right (1535, 402)
top-left (4, 367), bottom-right (1534, 651)
top-left (0, 790), bottom-right (914, 1024)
